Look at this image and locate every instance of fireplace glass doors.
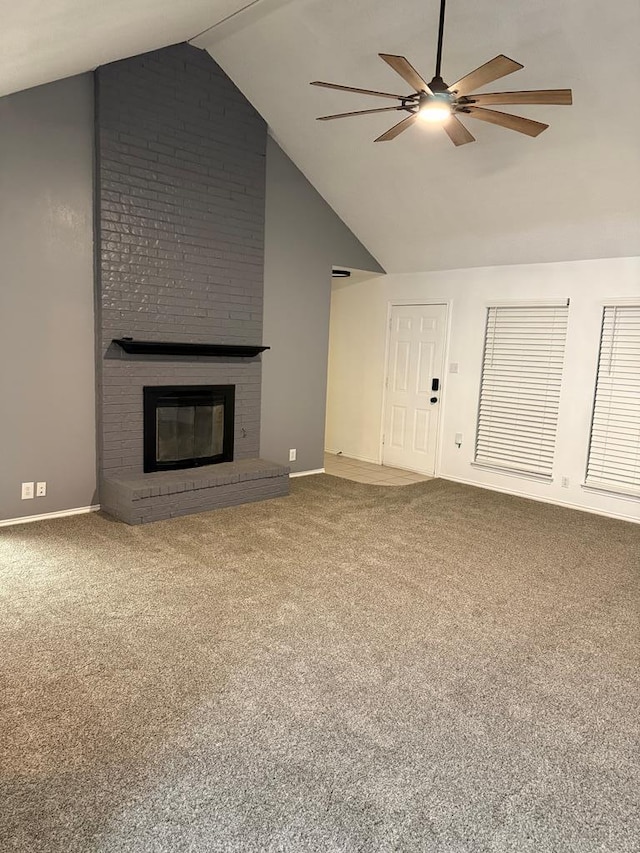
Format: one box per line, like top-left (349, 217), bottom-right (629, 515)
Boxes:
top-left (143, 385), bottom-right (234, 473)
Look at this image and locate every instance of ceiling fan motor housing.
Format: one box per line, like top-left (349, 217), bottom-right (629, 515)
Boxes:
top-left (427, 75), bottom-right (450, 93)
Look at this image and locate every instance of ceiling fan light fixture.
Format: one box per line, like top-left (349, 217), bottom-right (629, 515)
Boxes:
top-left (418, 94), bottom-right (452, 123)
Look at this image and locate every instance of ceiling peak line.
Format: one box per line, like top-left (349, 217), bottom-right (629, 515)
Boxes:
top-left (189, 0), bottom-right (266, 44)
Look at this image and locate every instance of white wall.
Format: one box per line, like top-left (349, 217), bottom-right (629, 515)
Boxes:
top-left (325, 256), bottom-right (640, 523)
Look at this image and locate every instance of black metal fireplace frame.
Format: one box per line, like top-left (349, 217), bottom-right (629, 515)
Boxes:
top-left (143, 385), bottom-right (235, 473)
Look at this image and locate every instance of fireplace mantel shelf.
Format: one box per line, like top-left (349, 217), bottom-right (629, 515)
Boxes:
top-left (112, 339), bottom-right (269, 358)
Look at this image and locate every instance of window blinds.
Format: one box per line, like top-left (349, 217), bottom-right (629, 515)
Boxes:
top-left (475, 304), bottom-right (569, 477)
top-left (586, 305), bottom-right (640, 495)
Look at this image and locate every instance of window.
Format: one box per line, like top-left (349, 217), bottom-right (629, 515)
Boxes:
top-left (475, 303), bottom-right (569, 478)
top-left (585, 305), bottom-right (640, 497)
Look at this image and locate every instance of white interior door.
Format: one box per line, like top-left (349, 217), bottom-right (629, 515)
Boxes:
top-left (382, 303), bottom-right (447, 475)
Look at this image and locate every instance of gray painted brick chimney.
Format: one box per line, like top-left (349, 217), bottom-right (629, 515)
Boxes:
top-left (96, 43), bottom-right (268, 481)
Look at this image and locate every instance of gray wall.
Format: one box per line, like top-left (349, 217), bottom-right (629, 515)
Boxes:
top-left (0, 58), bottom-right (384, 522)
top-left (0, 75), bottom-right (96, 522)
top-left (261, 137), bottom-right (384, 472)
top-left (96, 44), bottom-right (267, 477)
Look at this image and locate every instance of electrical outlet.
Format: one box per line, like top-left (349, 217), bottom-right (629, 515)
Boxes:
top-left (36, 482), bottom-right (47, 497)
top-left (21, 482), bottom-right (34, 500)
top-left (561, 476), bottom-right (570, 488)
top-left (289, 449), bottom-right (296, 462)
top-left (455, 432), bottom-right (463, 447)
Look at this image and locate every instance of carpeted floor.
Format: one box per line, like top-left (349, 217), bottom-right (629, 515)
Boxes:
top-left (0, 475), bottom-right (638, 852)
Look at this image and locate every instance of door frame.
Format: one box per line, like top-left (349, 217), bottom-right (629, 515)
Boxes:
top-left (379, 299), bottom-right (452, 476)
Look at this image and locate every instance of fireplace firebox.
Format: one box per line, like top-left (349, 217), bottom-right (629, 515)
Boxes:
top-left (143, 385), bottom-right (234, 473)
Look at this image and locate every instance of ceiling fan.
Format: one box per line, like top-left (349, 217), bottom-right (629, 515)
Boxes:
top-left (310, 0), bottom-right (572, 145)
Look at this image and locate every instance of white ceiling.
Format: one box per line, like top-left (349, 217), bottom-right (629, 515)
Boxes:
top-left (2, 0), bottom-right (639, 273)
top-left (199, 0), bottom-right (640, 272)
top-left (0, 0), bottom-right (254, 97)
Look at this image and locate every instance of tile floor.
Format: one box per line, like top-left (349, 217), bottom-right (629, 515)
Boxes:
top-left (323, 453), bottom-right (432, 486)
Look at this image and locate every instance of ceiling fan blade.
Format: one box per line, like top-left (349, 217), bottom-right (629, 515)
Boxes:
top-left (310, 81), bottom-right (405, 101)
top-left (464, 106), bottom-right (549, 137)
top-left (374, 113), bottom-right (419, 142)
top-left (466, 89), bottom-right (573, 106)
top-left (379, 54), bottom-right (432, 94)
top-left (449, 55), bottom-right (523, 97)
top-left (442, 115), bottom-right (475, 146)
top-left (317, 106), bottom-right (405, 121)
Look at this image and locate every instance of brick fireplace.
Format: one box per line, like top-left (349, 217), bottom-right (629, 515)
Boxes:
top-left (95, 43), bottom-right (288, 523)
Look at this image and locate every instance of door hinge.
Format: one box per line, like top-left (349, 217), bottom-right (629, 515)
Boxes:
top-left (382, 434), bottom-right (385, 445)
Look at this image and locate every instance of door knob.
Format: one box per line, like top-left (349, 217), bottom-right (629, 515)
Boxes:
top-left (430, 397), bottom-right (438, 403)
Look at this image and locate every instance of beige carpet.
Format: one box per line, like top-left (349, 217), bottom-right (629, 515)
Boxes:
top-left (0, 475), bottom-right (638, 852)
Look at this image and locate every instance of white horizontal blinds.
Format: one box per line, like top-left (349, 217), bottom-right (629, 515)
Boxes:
top-left (586, 305), bottom-right (640, 494)
top-left (475, 304), bottom-right (569, 477)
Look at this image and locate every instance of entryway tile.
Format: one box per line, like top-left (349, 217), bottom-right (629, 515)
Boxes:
top-left (324, 453), bottom-right (432, 487)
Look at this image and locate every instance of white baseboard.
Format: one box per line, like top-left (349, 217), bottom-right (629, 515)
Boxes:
top-left (441, 475), bottom-right (639, 525)
top-left (289, 468), bottom-right (325, 478)
top-left (0, 505), bottom-right (101, 528)
top-left (325, 449), bottom-right (381, 465)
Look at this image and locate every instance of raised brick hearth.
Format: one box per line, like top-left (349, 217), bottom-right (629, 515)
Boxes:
top-left (101, 459), bottom-right (289, 525)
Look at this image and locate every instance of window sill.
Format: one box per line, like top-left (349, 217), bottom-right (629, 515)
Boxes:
top-left (471, 462), bottom-right (553, 484)
top-left (582, 482), bottom-right (640, 502)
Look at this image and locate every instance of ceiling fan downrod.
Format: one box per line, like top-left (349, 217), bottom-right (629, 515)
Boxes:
top-left (434, 0), bottom-right (447, 79)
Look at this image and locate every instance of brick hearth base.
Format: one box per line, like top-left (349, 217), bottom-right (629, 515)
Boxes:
top-left (101, 458), bottom-right (289, 525)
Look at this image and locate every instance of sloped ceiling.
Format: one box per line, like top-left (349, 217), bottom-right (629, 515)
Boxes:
top-left (0, 0), bottom-right (253, 97)
top-left (197, 0), bottom-right (640, 272)
top-left (2, 0), bottom-right (639, 273)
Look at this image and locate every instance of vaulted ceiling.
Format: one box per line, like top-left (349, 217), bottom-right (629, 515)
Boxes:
top-left (3, 0), bottom-right (639, 273)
